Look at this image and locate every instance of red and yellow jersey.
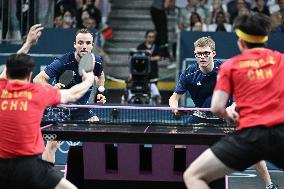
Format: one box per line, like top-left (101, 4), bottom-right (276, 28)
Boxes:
top-left (0, 79), bottom-right (60, 158)
top-left (215, 48), bottom-right (284, 129)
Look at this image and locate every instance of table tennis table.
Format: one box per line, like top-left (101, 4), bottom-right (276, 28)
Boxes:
top-left (42, 123), bottom-right (232, 144)
top-left (41, 106), bottom-right (234, 189)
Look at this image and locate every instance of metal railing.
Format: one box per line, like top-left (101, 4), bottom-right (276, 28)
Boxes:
top-left (0, 0), bottom-right (54, 43)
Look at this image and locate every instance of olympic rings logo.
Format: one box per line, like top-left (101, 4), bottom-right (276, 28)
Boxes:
top-left (43, 134), bottom-right (57, 141)
top-left (57, 141), bottom-right (81, 153)
top-left (43, 134), bottom-right (81, 153)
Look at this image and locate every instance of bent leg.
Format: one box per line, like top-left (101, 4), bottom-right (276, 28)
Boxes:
top-left (254, 160), bottom-right (272, 187)
top-left (42, 141), bottom-right (59, 163)
top-left (183, 149), bottom-right (235, 189)
top-left (54, 178), bottom-right (77, 189)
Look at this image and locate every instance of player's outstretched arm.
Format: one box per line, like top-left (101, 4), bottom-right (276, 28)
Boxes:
top-left (169, 92), bottom-right (182, 114)
top-left (95, 71), bottom-right (106, 103)
top-left (17, 24), bottom-right (44, 54)
top-left (60, 70), bottom-right (94, 103)
top-left (33, 70), bottom-right (51, 84)
top-left (225, 102), bottom-right (239, 122)
top-left (211, 90), bottom-right (229, 118)
top-left (96, 71), bottom-right (105, 87)
top-left (1, 24), bottom-right (44, 79)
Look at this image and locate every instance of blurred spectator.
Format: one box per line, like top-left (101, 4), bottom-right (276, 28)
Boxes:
top-left (186, 12), bottom-right (208, 31)
top-left (268, 0), bottom-right (280, 14)
top-left (191, 22), bottom-right (204, 31)
top-left (150, 0), bottom-right (173, 58)
top-left (238, 6), bottom-right (251, 15)
top-left (227, 0), bottom-right (251, 24)
top-left (197, 0), bottom-right (209, 22)
top-left (95, 0), bottom-right (111, 27)
top-left (274, 18), bottom-right (284, 32)
top-left (246, 0), bottom-right (257, 7)
top-left (175, 0), bottom-right (189, 8)
top-left (82, 10), bottom-right (91, 20)
top-left (62, 10), bottom-right (76, 29)
top-left (83, 16), bottom-right (96, 29)
top-left (78, 10), bottom-right (91, 28)
top-left (271, 0), bottom-right (284, 28)
top-left (54, 14), bottom-right (64, 28)
top-left (251, 0), bottom-right (270, 15)
top-left (0, 0), bottom-right (9, 39)
top-left (85, 0), bottom-right (102, 26)
top-left (136, 30), bottom-right (161, 104)
top-left (76, 0), bottom-right (102, 29)
top-left (208, 11), bottom-right (232, 31)
top-left (16, 0), bottom-right (35, 37)
top-left (177, 0), bottom-right (198, 31)
top-left (75, 0), bottom-right (84, 9)
top-left (206, 0), bottom-right (230, 24)
top-left (4, 0), bottom-right (21, 41)
top-left (137, 30), bottom-right (160, 85)
top-left (38, 0), bottom-right (55, 27)
top-left (279, 0), bottom-right (284, 17)
top-left (55, 0), bottom-right (77, 16)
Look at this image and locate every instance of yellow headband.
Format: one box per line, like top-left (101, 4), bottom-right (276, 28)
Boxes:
top-left (235, 29), bottom-right (268, 43)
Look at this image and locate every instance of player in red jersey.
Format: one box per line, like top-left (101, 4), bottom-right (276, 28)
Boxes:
top-left (183, 13), bottom-right (283, 189)
top-left (0, 28), bottom-right (94, 189)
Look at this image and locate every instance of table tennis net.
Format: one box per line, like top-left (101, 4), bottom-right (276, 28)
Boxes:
top-left (42, 104), bottom-right (235, 128)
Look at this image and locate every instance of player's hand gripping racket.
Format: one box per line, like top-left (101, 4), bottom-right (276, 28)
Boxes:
top-left (79, 53), bottom-right (95, 76)
top-left (57, 70), bottom-right (74, 88)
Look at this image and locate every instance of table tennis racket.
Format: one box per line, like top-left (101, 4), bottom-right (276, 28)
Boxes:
top-left (78, 53), bottom-right (95, 76)
top-left (59, 70), bottom-right (74, 87)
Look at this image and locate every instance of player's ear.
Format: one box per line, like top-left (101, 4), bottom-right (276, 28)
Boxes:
top-left (28, 72), bottom-right (33, 82)
top-left (237, 39), bottom-right (247, 51)
top-left (212, 50), bottom-right (216, 57)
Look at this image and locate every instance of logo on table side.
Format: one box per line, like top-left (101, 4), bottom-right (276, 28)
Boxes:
top-left (197, 81), bottom-right (201, 86)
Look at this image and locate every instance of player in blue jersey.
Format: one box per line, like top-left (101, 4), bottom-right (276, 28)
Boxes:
top-left (34, 28), bottom-right (106, 106)
top-left (33, 28), bottom-right (106, 164)
top-left (169, 36), bottom-right (277, 189)
top-left (169, 36), bottom-right (224, 120)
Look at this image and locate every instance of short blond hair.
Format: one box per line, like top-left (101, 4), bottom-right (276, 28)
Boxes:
top-left (194, 36), bottom-right (215, 50)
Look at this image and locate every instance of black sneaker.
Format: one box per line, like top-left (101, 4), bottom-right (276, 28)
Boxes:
top-left (266, 184), bottom-right (278, 189)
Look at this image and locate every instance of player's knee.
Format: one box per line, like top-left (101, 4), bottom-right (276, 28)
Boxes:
top-left (54, 178), bottom-right (78, 189)
top-left (46, 141), bottom-right (59, 152)
top-left (183, 167), bottom-right (195, 186)
top-left (183, 165), bottom-right (202, 187)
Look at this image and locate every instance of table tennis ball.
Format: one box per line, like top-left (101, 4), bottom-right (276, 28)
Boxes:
top-left (98, 86), bottom-right (105, 93)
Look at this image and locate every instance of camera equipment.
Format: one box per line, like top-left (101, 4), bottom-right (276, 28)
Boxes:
top-left (125, 50), bottom-right (152, 104)
top-left (129, 50), bottom-right (151, 77)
